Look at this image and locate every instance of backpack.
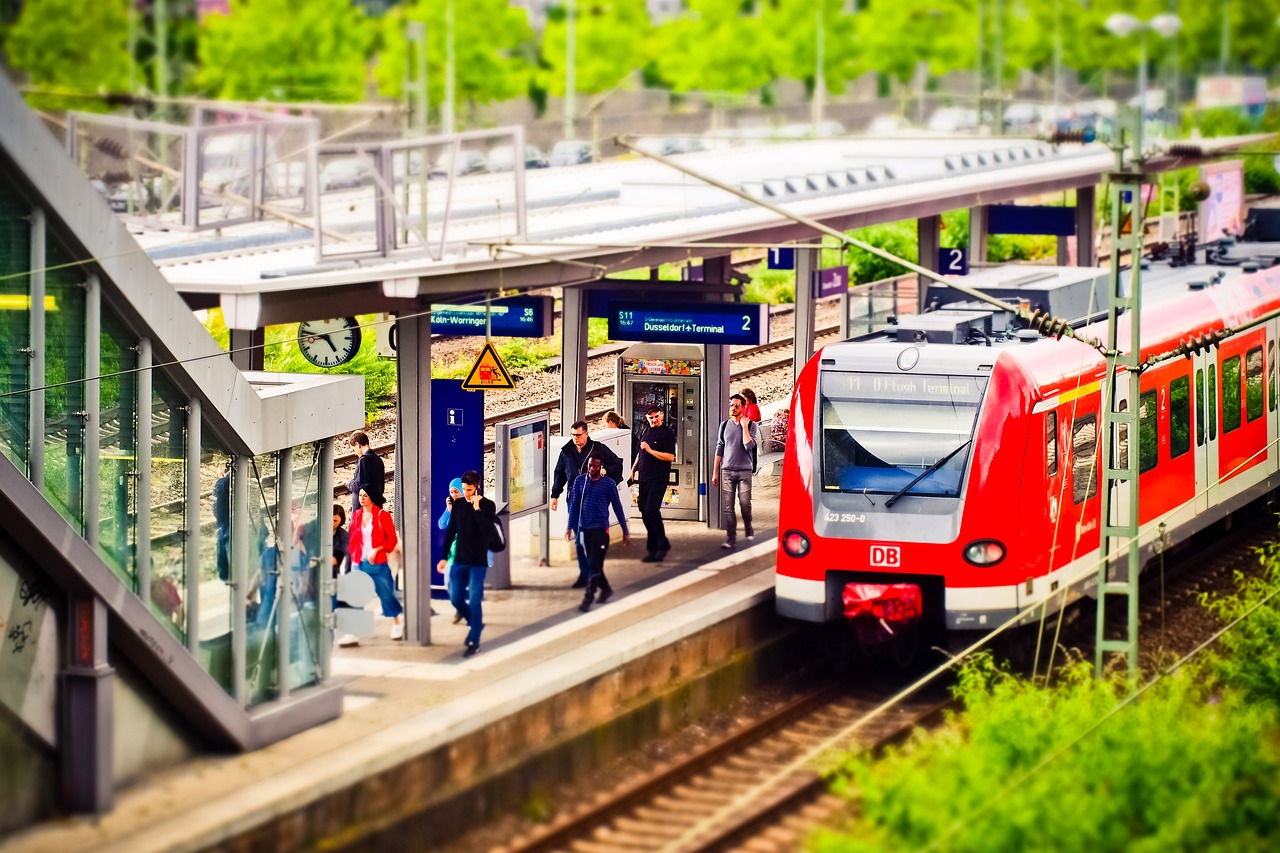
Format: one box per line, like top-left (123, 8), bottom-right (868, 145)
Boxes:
top-left (485, 507), bottom-right (507, 553)
top-left (719, 420), bottom-right (758, 474)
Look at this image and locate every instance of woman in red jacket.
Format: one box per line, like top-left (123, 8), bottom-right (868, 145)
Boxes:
top-left (348, 488), bottom-right (404, 640)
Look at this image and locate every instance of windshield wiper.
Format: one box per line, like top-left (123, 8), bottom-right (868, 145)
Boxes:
top-left (884, 439), bottom-right (972, 509)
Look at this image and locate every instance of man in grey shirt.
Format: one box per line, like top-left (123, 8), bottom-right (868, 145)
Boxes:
top-left (712, 394), bottom-right (759, 549)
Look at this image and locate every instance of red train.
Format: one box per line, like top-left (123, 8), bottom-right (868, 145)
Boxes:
top-left (776, 264), bottom-right (1280, 645)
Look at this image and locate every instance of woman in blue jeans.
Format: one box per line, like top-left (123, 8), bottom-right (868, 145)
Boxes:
top-left (348, 488), bottom-right (404, 640)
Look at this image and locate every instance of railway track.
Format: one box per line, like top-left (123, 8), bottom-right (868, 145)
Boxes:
top-left (501, 683), bottom-right (951, 853)
top-left (478, 516), bottom-right (1277, 853)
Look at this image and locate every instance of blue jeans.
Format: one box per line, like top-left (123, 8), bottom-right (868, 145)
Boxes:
top-left (359, 560), bottom-right (403, 618)
top-left (255, 573), bottom-right (277, 629)
top-left (449, 562), bottom-right (487, 647)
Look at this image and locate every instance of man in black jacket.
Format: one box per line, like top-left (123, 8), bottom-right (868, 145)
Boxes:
top-left (437, 470), bottom-right (496, 657)
top-left (550, 421), bottom-right (624, 588)
top-left (348, 431), bottom-right (384, 515)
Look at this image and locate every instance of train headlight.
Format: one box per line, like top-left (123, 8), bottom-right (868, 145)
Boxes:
top-left (963, 539), bottom-right (1006, 566)
top-left (782, 530), bottom-right (811, 558)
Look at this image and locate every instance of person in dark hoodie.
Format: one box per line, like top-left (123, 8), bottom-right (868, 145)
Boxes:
top-left (550, 420), bottom-right (624, 587)
top-left (437, 470), bottom-right (496, 657)
top-left (348, 431), bottom-right (385, 515)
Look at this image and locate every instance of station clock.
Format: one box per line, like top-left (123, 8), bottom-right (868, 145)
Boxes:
top-left (297, 317), bottom-right (362, 368)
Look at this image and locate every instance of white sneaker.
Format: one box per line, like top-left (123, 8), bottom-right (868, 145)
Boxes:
top-left (336, 633), bottom-right (359, 648)
top-left (390, 618), bottom-right (404, 640)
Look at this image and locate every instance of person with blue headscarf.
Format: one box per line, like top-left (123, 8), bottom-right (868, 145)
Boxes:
top-left (437, 477), bottom-right (466, 624)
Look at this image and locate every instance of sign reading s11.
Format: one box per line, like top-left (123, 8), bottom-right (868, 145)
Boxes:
top-left (608, 301), bottom-right (769, 346)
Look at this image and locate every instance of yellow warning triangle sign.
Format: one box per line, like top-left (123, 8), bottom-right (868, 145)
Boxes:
top-left (461, 341), bottom-right (515, 391)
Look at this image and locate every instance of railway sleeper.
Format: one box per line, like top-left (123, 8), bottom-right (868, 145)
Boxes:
top-left (632, 804), bottom-right (703, 823)
top-left (589, 825), bottom-right (668, 849)
top-left (671, 782), bottom-right (735, 804)
top-left (612, 816), bottom-right (688, 837)
top-left (650, 794), bottom-right (724, 815)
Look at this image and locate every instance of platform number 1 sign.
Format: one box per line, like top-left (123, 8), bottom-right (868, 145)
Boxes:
top-left (939, 247), bottom-right (968, 276)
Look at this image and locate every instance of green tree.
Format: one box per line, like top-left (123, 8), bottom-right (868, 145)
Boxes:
top-left (651, 0), bottom-right (773, 96)
top-left (763, 0), bottom-right (860, 98)
top-left (851, 0), bottom-right (973, 110)
top-left (196, 0), bottom-right (374, 102)
top-left (538, 0), bottom-right (651, 98)
top-left (376, 0), bottom-right (532, 113)
top-left (6, 0), bottom-right (131, 110)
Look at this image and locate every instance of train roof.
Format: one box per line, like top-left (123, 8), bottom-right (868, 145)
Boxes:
top-left (1005, 262), bottom-right (1280, 396)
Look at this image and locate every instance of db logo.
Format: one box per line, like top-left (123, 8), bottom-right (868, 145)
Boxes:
top-left (870, 545), bottom-right (901, 567)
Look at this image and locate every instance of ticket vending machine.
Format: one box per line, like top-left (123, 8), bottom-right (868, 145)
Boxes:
top-left (616, 343), bottom-right (704, 522)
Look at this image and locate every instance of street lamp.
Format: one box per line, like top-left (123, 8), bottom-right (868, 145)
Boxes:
top-left (1104, 12), bottom-right (1181, 148)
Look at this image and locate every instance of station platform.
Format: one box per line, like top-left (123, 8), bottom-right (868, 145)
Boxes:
top-left (3, 486), bottom-right (784, 853)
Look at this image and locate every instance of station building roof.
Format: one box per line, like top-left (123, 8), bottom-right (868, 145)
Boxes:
top-left (119, 129), bottom-right (1270, 328)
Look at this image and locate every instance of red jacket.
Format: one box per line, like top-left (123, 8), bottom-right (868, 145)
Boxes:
top-left (349, 506), bottom-right (397, 565)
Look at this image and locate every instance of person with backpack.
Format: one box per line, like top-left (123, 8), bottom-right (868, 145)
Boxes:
top-left (437, 470), bottom-right (497, 657)
top-left (566, 453), bottom-right (631, 612)
top-left (712, 394), bottom-right (759, 550)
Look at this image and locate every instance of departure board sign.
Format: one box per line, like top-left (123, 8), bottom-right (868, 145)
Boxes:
top-left (608, 301), bottom-right (769, 346)
top-left (430, 296), bottom-right (553, 338)
top-left (821, 372), bottom-right (988, 404)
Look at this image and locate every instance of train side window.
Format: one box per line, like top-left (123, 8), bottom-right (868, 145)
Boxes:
top-left (1195, 369), bottom-right (1204, 446)
top-left (1170, 376), bottom-right (1191, 459)
top-left (1138, 390), bottom-right (1158, 473)
top-left (1209, 365), bottom-right (1217, 440)
top-left (1246, 346), bottom-right (1264, 422)
top-left (1071, 413), bottom-right (1098, 505)
top-left (1270, 342), bottom-right (1277, 413)
top-left (1046, 412), bottom-right (1058, 476)
top-left (1222, 356), bottom-right (1242, 433)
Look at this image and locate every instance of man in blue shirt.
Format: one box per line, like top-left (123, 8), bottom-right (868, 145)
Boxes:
top-left (566, 454), bottom-right (631, 612)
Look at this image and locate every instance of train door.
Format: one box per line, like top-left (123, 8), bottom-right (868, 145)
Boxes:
top-left (1107, 376), bottom-right (1134, 526)
top-left (1193, 350), bottom-right (1215, 515)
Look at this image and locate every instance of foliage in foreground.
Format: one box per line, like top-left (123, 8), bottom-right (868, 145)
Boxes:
top-left (815, 562), bottom-right (1280, 853)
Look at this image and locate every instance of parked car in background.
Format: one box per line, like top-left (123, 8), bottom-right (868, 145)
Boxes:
top-left (635, 136), bottom-right (703, 156)
top-left (926, 107), bottom-right (982, 133)
top-left (488, 144), bottom-right (548, 172)
top-left (776, 121), bottom-right (846, 140)
top-left (548, 140), bottom-right (596, 167)
top-left (429, 149), bottom-right (489, 179)
top-left (867, 115), bottom-right (913, 135)
top-left (320, 156), bottom-right (375, 191)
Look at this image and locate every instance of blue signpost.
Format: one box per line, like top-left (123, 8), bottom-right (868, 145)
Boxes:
top-left (430, 296), bottom-right (553, 337)
top-left (767, 247), bottom-right (796, 270)
top-left (939, 246), bottom-right (969, 276)
top-left (430, 380), bottom-right (484, 598)
top-left (813, 266), bottom-right (849, 298)
top-left (607, 301), bottom-right (770, 346)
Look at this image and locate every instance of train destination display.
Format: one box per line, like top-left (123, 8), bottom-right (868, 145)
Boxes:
top-left (608, 301), bottom-right (769, 346)
top-left (430, 296), bottom-right (553, 338)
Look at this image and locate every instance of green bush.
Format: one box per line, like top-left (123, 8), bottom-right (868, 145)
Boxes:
top-left (816, 652), bottom-right (1280, 852)
top-left (1204, 548), bottom-right (1280, 706)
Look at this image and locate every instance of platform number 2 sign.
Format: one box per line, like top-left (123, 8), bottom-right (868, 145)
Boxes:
top-left (939, 247), bottom-right (968, 276)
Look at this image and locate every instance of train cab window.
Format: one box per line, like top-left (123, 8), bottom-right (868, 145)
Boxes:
top-left (1046, 412), bottom-right (1058, 476)
top-left (817, 371), bottom-right (987, 498)
top-left (1222, 356), bottom-right (1242, 433)
top-left (1170, 376), bottom-right (1191, 459)
top-left (1195, 369), bottom-right (1205, 446)
top-left (1270, 342), bottom-right (1277, 413)
top-left (1246, 347), bottom-right (1264, 422)
top-left (1138, 390), bottom-right (1158, 473)
top-left (1209, 366), bottom-right (1217, 440)
top-left (1071, 413), bottom-right (1099, 505)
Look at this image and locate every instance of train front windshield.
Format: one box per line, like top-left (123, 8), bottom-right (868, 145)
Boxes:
top-left (819, 371), bottom-right (988, 498)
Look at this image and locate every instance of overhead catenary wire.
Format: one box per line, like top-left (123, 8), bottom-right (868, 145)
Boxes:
top-left (613, 134), bottom-right (1109, 354)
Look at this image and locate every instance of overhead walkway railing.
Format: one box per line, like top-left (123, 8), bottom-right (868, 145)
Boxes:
top-left (0, 77), bottom-right (364, 819)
